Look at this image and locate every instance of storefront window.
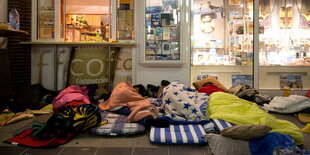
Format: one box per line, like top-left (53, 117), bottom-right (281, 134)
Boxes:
top-left (191, 0), bottom-right (254, 88)
top-left (258, 0), bottom-right (310, 90)
top-left (65, 0), bottom-right (111, 42)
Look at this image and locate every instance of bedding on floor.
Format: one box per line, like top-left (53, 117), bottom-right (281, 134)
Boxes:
top-left (161, 81), bottom-right (209, 121)
top-left (89, 111), bottom-right (146, 136)
top-left (207, 92), bottom-right (304, 145)
top-left (149, 124), bottom-right (206, 145)
top-left (263, 95), bottom-right (310, 113)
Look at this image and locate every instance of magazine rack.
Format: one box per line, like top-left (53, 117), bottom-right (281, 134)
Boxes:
top-left (139, 0), bottom-right (185, 66)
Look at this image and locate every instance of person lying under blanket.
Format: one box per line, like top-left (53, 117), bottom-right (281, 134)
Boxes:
top-left (161, 81), bottom-right (303, 145)
top-left (98, 82), bottom-right (169, 129)
top-left (161, 81), bottom-right (209, 121)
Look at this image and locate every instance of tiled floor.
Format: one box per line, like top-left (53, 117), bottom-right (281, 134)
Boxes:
top-left (0, 112), bottom-right (309, 155)
top-left (0, 115), bottom-right (212, 155)
top-left (0, 146), bottom-right (212, 155)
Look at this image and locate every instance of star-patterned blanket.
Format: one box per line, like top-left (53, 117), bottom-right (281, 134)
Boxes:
top-left (162, 81), bottom-right (209, 121)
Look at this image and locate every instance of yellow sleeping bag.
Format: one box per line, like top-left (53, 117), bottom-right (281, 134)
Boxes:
top-left (207, 92), bottom-right (304, 145)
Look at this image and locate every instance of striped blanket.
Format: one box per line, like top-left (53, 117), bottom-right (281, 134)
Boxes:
top-left (149, 124), bottom-right (206, 145)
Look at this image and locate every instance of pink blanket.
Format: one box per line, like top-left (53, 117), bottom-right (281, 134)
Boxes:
top-left (52, 85), bottom-right (90, 112)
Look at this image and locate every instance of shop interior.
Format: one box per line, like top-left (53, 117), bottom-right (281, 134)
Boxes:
top-left (0, 0), bottom-right (310, 154)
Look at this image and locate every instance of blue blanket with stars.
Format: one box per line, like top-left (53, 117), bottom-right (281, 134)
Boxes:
top-left (162, 81), bottom-right (209, 121)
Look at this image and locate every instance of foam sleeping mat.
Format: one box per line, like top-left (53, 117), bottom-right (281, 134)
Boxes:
top-left (89, 111), bottom-right (146, 136)
top-left (149, 124), bottom-right (206, 145)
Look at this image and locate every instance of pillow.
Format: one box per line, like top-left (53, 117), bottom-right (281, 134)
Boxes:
top-left (193, 77), bottom-right (227, 91)
top-left (221, 125), bottom-right (272, 140)
top-left (203, 133), bottom-right (251, 155)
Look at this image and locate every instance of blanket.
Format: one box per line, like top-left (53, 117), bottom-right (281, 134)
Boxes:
top-left (162, 81), bottom-right (209, 121)
top-left (263, 95), bottom-right (310, 113)
top-left (207, 92), bottom-right (304, 145)
top-left (52, 85), bottom-right (90, 112)
top-left (98, 82), bottom-right (159, 122)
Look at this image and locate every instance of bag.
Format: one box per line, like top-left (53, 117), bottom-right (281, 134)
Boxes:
top-left (8, 84), bottom-right (56, 112)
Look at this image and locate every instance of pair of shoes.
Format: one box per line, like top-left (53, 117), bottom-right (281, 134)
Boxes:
top-left (147, 84), bottom-right (159, 98)
top-left (133, 84), bottom-right (148, 97)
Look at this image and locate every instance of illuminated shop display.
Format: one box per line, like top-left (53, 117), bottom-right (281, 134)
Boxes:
top-left (144, 0), bottom-right (181, 61)
top-left (259, 0), bottom-right (310, 66)
top-left (191, 0), bottom-right (310, 90)
top-left (65, 0), bottom-right (111, 42)
top-left (191, 0), bottom-right (253, 66)
top-left (191, 0), bottom-right (254, 88)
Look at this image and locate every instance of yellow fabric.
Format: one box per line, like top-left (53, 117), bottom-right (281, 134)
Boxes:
top-left (207, 92), bottom-right (304, 145)
top-left (0, 112), bottom-right (34, 126)
top-left (298, 113), bottom-right (310, 124)
top-left (301, 124), bottom-right (310, 134)
top-left (99, 120), bottom-right (108, 126)
top-left (26, 104), bottom-right (54, 114)
top-left (0, 112), bottom-right (17, 126)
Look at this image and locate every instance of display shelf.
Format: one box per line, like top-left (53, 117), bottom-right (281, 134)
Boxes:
top-left (0, 28), bottom-right (30, 36)
top-left (142, 0), bottom-right (183, 64)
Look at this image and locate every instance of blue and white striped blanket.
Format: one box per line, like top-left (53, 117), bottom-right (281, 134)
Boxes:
top-left (210, 119), bottom-right (235, 132)
top-left (150, 124), bottom-right (206, 145)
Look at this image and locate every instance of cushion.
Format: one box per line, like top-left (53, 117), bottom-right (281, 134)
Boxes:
top-left (221, 125), bottom-right (272, 140)
top-left (210, 119), bottom-right (235, 133)
top-left (88, 111), bottom-right (145, 136)
top-left (193, 77), bottom-right (227, 91)
top-left (149, 124), bottom-right (206, 145)
top-left (203, 133), bottom-right (251, 155)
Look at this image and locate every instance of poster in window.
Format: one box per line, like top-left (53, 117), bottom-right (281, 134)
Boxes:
top-left (163, 27), bottom-right (171, 40)
top-left (170, 27), bottom-right (178, 40)
top-left (279, 74), bottom-right (303, 90)
top-left (162, 42), bottom-right (171, 54)
top-left (155, 27), bottom-right (163, 40)
top-left (231, 75), bottom-right (253, 88)
top-left (151, 13), bottom-right (161, 27)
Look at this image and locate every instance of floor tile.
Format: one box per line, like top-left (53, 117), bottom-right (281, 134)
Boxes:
top-left (0, 146), bottom-right (28, 155)
top-left (133, 147), bottom-right (168, 155)
top-left (62, 133), bottom-right (137, 147)
top-left (133, 134), bottom-right (166, 148)
top-left (22, 147), bottom-right (63, 155)
top-left (169, 146), bottom-right (205, 155)
top-left (59, 147), bottom-right (98, 155)
top-left (96, 147), bottom-right (133, 155)
top-left (202, 145), bottom-right (213, 155)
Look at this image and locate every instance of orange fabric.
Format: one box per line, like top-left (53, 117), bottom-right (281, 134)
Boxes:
top-left (98, 82), bottom-right (145, 110)
top-left (98, 82), bottom-right (158, 122)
